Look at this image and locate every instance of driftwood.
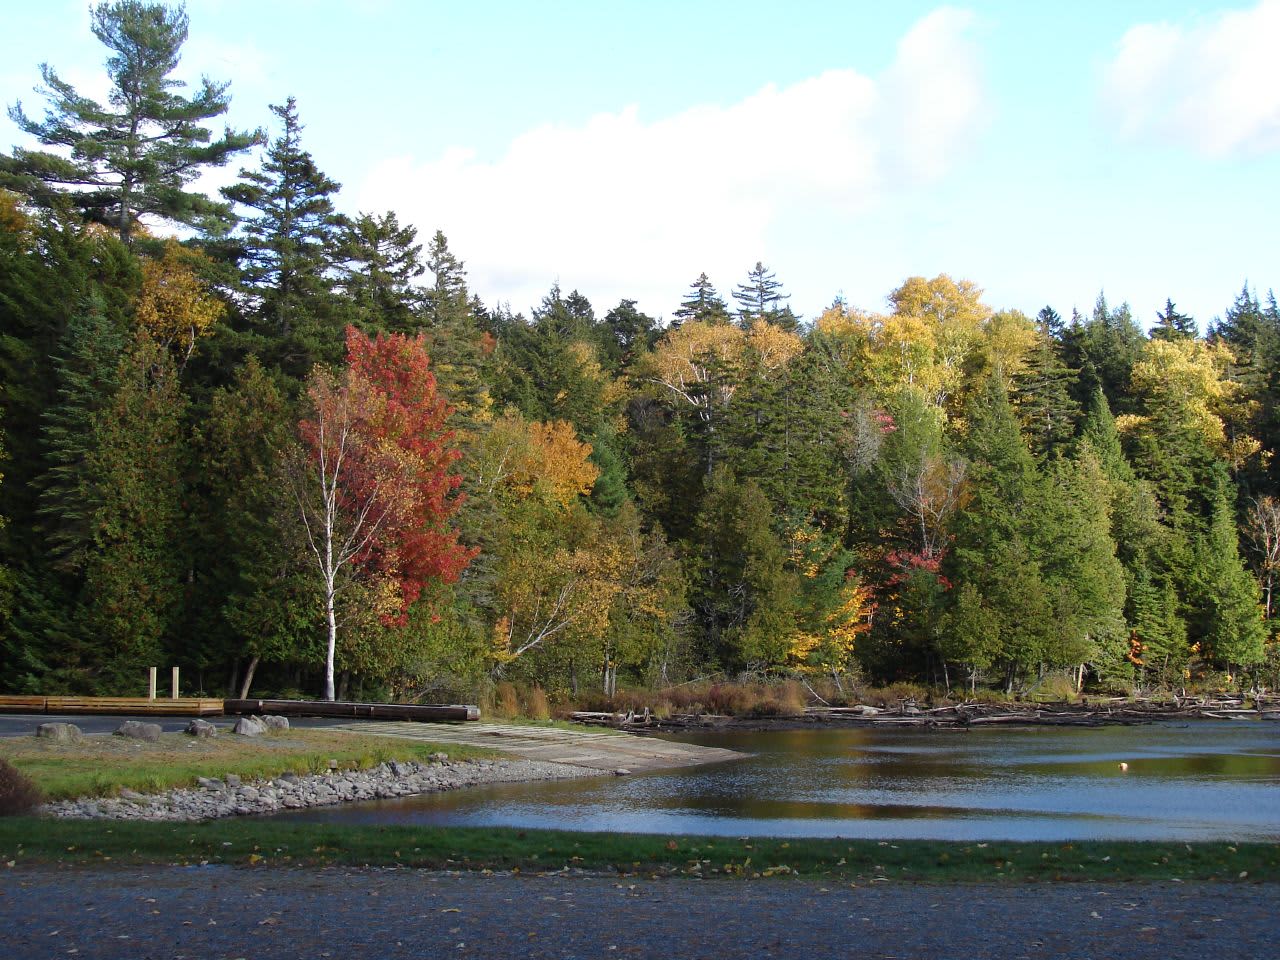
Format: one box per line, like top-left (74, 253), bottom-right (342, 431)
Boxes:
top-left (570, 694), bottom-right (1280, 731)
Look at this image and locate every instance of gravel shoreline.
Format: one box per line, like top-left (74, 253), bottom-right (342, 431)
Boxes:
top-left (40, 756), bottom-right (599, 822)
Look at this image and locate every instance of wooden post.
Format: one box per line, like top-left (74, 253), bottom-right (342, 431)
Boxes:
top-left (148, 667), bottom-right (157, 701)
top-left (171, 666), bottom-right (179, 700)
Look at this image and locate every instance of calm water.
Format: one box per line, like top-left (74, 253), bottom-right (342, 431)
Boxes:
top-left (284, 722), bottom-right (1280, 841)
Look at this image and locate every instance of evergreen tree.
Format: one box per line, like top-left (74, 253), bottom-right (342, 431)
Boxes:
top-left (2, 1), bottom-right (258, 241)
top-left (37, 295), bottom-right (130, 571)
top-left (420, 234), bottom-right (491, 439)
top-left (1060, 292), bottom-right (1144, 415)
top-left (733, 261), bottom-right (798, 330)
top-left (195, 357), bottom-right (319, 696)
top-left (600, 298), bottom-right (655, 368)
top-left (947, 375), bottom-right (1055, 689)
top-left (337, 211), bottom-right (425, 334)
top-left (1190, 483), bottom-right (1266, 671)
top-left (693, 466), bottom-right (798, 669)
top-left (1150, 298), bottom-right (1197, 341)
top-left (1012, 320), bottom-right (1080, 458)
top-left (425, 230), bottom-right (470, 328)
top-left (80, 335), bottom-right (188, 691)
top-left (221, 96), bottom-right (345, 380)
top-left (673, 272), bottom-right (730, 326)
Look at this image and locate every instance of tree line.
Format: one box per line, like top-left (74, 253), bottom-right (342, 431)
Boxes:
top-left (1, 2), bottom-right (1276, 702)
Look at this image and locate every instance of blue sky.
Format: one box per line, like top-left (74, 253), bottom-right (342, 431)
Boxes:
top-left (3, 1), bottom-right (1278, 329)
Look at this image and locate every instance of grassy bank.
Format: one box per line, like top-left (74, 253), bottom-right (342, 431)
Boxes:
top-left (1, 729), bottom-right (499, 800)
top-left (0, 818), bottom-right (1276, 883)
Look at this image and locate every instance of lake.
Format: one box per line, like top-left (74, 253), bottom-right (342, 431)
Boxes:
top-left (283, 721), bottom-right (1280, 841)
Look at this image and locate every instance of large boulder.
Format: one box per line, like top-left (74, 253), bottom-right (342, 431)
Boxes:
top-left (35, 722), bottom-right (82, 743)
top-left (184, 718), bottom-right (218, 738)
top-left (232, 716), bottom-right (266, 737)
top-left (259, 715), bottom-right (290, 732)
top-left (114, 721), bottom-right (162, 742)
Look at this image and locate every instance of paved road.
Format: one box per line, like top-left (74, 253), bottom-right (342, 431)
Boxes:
top-left (2, 867), bottom-right (1275, 959)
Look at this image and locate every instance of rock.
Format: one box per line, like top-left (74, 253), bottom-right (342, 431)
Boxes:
top-left (196, 777), bottom-right (224, 791)
top-left (114, 721), bottom-right (162, 741)
top-left (232, 716), bottom-right (266, 737)
top-left (224, 774), bottom-right (242, 788)
top-left (430, 752), bottom-right (449, 762)
top-left (35, 722), bottom-right (82, 743)
top-left (118, 788), bottom-right (146, 801)
top-left (614, 768), bottom-right (631, 776)
top-left (185, 719), bottom-right (218, 738)
top-left (260, 715), bottom-right (290, 732)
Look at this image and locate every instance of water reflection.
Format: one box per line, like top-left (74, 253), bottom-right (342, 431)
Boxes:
top-left (282, 721), bottom-right (1280, 841)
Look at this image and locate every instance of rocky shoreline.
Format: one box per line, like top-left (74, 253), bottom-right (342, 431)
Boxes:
top-left (41, 756), bottom-right (598, 823)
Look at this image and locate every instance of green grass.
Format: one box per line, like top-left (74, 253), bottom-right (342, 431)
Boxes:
top-left (0, 818), bottom-right (1275, 883)
top-left (0, 729), bottom-right (500, 800)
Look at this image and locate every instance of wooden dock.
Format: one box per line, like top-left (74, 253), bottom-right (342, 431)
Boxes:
top-left (0, 696), bottom-right (224, 716)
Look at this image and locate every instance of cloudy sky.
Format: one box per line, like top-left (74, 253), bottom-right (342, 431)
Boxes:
top-left (3, 0), bottom-right (1279, 328)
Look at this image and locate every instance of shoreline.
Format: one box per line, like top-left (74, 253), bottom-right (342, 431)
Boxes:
top-left (581, 696), bottom-right (1280, 732)
top-left (40, 755), bottom-right (599, 823)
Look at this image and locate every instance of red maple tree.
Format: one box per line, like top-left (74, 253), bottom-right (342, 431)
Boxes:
top-left (295, 326), bottom-right (475, 700)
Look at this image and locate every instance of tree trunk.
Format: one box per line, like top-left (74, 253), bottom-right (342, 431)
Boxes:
top-left (324, 580), bottom-right (338, 701)
top-left (238, 655), bottom-right (260, 700)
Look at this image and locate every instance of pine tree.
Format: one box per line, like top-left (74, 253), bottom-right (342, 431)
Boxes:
top-left (2, 1), bottom-right (258, 241)
top-left (733, 261), bottom-right (798, 330)
top-left (221, 96), bottom-right (346, 380)
top-left (1150, 298), bottom-right (1197, 341)
top-left (673, 272), bottom-right (730, 326)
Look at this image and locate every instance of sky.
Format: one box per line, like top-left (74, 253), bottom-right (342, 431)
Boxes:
top-left (2, 0), bottom-right (1279, 329)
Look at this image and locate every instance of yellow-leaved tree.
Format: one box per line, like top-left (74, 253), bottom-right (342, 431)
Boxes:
top-left (135, 240), bottom-right (224, 367)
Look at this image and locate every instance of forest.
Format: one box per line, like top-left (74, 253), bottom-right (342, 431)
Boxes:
top-left (1, 2), bottom-right (1277, 705)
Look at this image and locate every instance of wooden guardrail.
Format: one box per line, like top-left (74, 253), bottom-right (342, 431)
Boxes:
top-left (0, 695), bottom-right (223, 715)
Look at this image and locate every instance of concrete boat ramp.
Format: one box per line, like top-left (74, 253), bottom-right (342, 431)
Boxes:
top-left (327, 720), bottom-right (747, 773)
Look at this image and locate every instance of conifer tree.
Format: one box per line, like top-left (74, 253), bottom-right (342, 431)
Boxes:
top-left (733, 261), bottom-right (798, 330)
top-left (673, 272), bottom-right (730, 326)
top-left (337, 211), bottom-right (425, 334)
top-left (1012, 320), bottom-right (1080, 458)
top-left (1191, 484), bottom-right (1266, 672)
top-left (2, 1), bottom-right (258, 241)
top-left (221, 96), bottom-right (345, 379)
top-left (37, 295), bottom-right (130, 572)
top-left (81, 335), bottom-right (188, 691)
top-left (1150, 298), bottom-right (1197, 341)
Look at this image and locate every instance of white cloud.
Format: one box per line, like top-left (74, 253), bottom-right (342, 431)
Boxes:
top-left (1102, 0), bottom-right (1280, 157)
top-left (353, 7), bottom-right (984, 320)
